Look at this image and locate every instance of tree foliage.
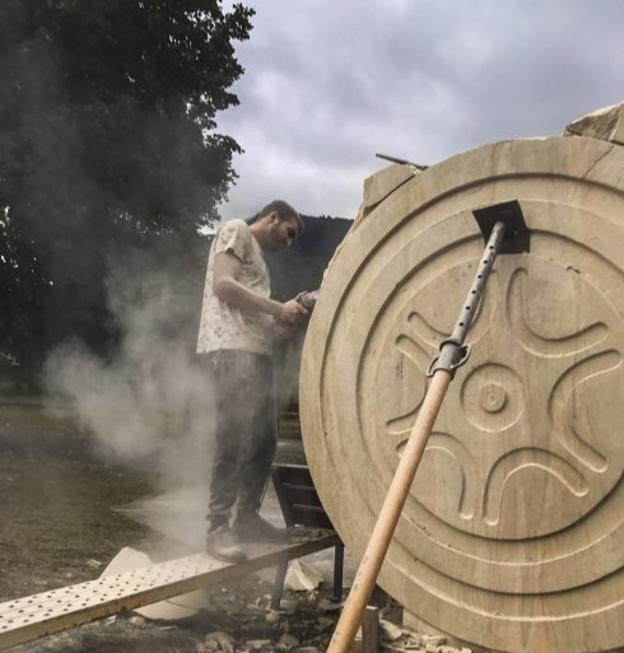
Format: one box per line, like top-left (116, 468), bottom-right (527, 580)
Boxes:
top-left (0, 0), bottom-right (253, 368)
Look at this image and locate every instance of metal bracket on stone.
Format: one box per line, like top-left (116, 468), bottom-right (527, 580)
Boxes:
top-left (473, 200), bottom-right (530, 254)
top-left (426, 200), bottom-right (530, 380)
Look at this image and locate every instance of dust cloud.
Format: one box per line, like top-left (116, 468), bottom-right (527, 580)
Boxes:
top-left (42, 242), bottom-right (311, 549)
top-left (44, 250), bottom-right (215, 492)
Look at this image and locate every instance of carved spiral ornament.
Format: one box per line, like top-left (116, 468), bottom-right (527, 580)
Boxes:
top-left (300, 136), bottom-right (624, 652)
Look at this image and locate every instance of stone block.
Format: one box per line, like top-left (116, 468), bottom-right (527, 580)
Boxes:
top-left (565, 101), bottom-right (624, 145)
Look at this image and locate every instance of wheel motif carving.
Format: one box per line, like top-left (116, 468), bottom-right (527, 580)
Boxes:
top-left (381, 260), bottom-right (622, 538)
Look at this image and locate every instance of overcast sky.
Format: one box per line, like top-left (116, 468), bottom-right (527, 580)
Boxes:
top-left (217, 0), bottom-right (624, 220)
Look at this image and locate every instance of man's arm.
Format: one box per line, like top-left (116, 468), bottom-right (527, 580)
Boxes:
top-left (213, 251), bottom-right (307, 324)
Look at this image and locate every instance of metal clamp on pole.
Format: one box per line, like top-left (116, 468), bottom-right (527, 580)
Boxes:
top-left (426, 339), bottom-right (471, 378)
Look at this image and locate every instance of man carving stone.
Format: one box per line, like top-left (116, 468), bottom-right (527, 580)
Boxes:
top-left (197, 200), bottom-right (307, 562)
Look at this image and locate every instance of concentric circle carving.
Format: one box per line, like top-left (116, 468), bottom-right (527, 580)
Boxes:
top-left (461, 363), bottom-right (522, 431)
top-left (479, 382), bottom-right (506, 412)
top-left (300, 137), bottom-right (624, 652)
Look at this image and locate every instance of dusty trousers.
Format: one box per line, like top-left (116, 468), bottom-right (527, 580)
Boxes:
top-left (201, 350), bottom-right (277, 526)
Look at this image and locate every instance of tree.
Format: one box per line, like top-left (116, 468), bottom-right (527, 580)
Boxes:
top-left (0, 0), bottom-right (254, 368)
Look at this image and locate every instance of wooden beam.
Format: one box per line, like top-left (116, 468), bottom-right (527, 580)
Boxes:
top-left (362, 605), bottom-right (380, 653)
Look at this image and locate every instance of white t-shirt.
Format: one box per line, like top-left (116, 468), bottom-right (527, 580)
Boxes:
top-left (196, 219), bottom-right (273, 356)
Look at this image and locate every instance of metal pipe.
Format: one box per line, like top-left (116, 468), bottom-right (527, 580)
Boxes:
top-left (430, 220), bottom-right (506, 377)
top-left (451, 220), bottom-right (506, 342)
top-left (375, 153), bottom-right (428, 171)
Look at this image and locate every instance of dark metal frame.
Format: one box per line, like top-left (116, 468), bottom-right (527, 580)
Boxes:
top-left (270, 463), bottom-right (344, 608)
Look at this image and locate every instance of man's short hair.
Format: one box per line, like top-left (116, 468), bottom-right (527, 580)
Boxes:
top-left (256, 199), bottom-right (304, 234)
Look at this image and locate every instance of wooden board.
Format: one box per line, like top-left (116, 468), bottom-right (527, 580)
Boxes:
top-left (300, 134), bottom-right (624, 652)
top-left (0, 530), bottom-right (339, 650)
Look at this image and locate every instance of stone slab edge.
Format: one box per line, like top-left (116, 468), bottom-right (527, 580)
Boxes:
top-left (564, 101), bottom-right (624, 146)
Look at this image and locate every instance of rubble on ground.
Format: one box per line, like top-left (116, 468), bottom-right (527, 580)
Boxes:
top-left (378, 623), bottom-right (473, 653)
top-left (164, 573), bottom-right (473, 653)
top-left (190, 574), bottom-right (339, 652)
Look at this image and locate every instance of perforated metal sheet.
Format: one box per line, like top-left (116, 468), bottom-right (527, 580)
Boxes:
top-left (0, 529), bottom-right (339, 650)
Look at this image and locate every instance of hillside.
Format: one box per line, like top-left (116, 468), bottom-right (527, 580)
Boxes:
top-left (265, 215), bottom-right (352, 301)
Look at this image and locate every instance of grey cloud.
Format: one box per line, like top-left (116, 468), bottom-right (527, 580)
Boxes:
top-left (217, 0), bottom-right (624, 219)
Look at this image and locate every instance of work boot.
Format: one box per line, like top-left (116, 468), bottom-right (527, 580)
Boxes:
top-left (205, 525), bottom-right (247, 563)
top-left (233, 514), bottom-right (290, 543)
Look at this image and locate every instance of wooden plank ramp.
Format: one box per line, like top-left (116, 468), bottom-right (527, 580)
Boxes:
top-left (0, 529), bottom-right (339, 650)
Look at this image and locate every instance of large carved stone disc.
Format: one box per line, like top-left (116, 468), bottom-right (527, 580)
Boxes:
top-left (300, 136), bottom-right (624, 652)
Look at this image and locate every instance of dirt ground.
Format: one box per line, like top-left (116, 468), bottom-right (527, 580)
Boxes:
top-left (0, 418), bottom-right (154, 602)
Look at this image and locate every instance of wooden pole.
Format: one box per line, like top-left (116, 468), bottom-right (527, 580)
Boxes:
top-left (327, 212), bottom-right (527, 653)
top-left (327, 370), bottom-right (452, 653)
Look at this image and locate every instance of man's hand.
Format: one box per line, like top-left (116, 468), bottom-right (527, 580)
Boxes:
top-left (214, 255), bottom-right (309, 325)
top-left (276, 296), bottom-right (308, 325)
